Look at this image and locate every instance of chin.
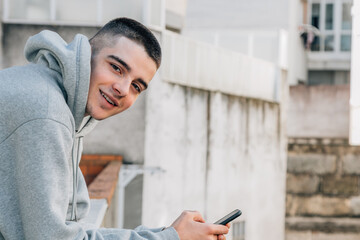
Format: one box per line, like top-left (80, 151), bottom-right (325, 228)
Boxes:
top-left (86, 108), bottom-right (108, 120)
top-left (91, 111), bottom-right (111, 120)
top-left (91, 115), bottom-right (107, 121)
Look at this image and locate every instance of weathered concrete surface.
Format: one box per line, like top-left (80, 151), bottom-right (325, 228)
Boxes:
top-left (287, 85), bottom-right (350, 138)
top-left (205, 93), bottom-right (286, 240)
top-left (142, 75), bottom-right (286, 240)
top-left (142, 76), bottom-right (209, 225)
top-left (1, 24), bottom-right (99, 69)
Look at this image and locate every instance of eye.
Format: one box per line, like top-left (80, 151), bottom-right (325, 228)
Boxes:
top-left (132, 83), bottom-right (141, 93)
top-left (110, 63), bottom-right (122, 74)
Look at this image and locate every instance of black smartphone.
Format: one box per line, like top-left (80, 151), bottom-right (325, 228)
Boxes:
top-left (214, 209), bottom-right (242, 225)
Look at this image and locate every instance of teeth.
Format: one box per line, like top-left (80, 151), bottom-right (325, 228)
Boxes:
top-left (101, 92), bottom-right (115, 106)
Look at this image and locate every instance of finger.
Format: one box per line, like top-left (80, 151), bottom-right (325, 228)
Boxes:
top-left (217, 234), bottom-right (226, 240)
top-left (182, 210), bottom-right (205, 223)
top-left (225, 223), bottom-right (231, 229)
top-left (208, 224), bottom-right (229, 235)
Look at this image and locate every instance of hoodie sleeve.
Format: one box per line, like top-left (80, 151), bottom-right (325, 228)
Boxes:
top-left (10, 118), bottom-right (179, 240)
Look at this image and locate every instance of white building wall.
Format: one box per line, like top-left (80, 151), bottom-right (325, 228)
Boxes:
top-left (182, 0), bottom-right (306, 86)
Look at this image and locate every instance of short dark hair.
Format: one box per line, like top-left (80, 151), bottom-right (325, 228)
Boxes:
top-left (90, 17), bottom-right (162, 68)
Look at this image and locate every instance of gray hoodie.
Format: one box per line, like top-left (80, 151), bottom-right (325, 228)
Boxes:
top-left (0, 31), bottom-right (179, 240)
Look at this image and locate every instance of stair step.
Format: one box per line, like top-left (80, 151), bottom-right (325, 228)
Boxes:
top-left (286, 217), bottom-right (360, 233)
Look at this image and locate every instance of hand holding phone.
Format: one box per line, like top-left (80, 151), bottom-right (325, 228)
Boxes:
top-left (214, 209), bottom-right (242, 225)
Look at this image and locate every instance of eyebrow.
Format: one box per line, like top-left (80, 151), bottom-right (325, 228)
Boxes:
top-left (137, 78), bottom-right (148, 90)
top-left (107, 55), bottom-right (148, 90)
top-left (108, 55), bottom-right (131, 72)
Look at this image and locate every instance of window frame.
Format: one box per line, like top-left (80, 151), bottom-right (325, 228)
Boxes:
top-left (308, 0), bottom-right (353, 53)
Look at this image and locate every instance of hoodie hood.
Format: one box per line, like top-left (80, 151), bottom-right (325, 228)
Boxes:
top-left (24, 30), bottom-right (98, 221)
top-left (24, 30), bottom-right (91, 131)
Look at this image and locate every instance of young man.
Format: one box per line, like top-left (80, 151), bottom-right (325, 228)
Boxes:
top-left (0, 18), bottom-right (229, 239)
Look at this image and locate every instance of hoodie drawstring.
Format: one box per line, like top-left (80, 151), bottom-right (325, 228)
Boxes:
top-left (70, 136), bottom-right (83, 221)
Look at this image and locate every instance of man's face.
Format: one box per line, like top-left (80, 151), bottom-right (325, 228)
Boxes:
top-left (86, 36), bottom-right (157, 120)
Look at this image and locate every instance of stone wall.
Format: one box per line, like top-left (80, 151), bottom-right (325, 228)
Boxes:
top-left (286, 138), bottom-right (360, 240)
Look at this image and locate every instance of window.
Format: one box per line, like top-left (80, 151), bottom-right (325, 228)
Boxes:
top-left (311, 3), bottom-right (320, 29)
top-left (325, 3), bottom-right (334, 30)
top-left (308, 70), bottom-right (350, 85)
top-left (309, 0), bottom-right (353, 53)
top-left (341, 2), bottom-right (352, 51)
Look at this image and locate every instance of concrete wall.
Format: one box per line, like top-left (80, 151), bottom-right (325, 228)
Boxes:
top-left (142, 73), bottom-right (287, 240)
top-left (1, 24), bottom-right (99, 69)
top-left (287, 85), bottom-right (350, 138)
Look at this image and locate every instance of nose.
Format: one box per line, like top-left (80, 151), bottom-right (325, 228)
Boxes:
top-left (113, 78), bottom-right (131, 98)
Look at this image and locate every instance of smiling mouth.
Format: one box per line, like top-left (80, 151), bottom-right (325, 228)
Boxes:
top-left (100, 90), bottom-right (117, 106)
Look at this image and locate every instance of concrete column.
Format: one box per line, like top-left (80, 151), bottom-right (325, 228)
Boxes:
top-left (349, 1), bottom-right (360, 145)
